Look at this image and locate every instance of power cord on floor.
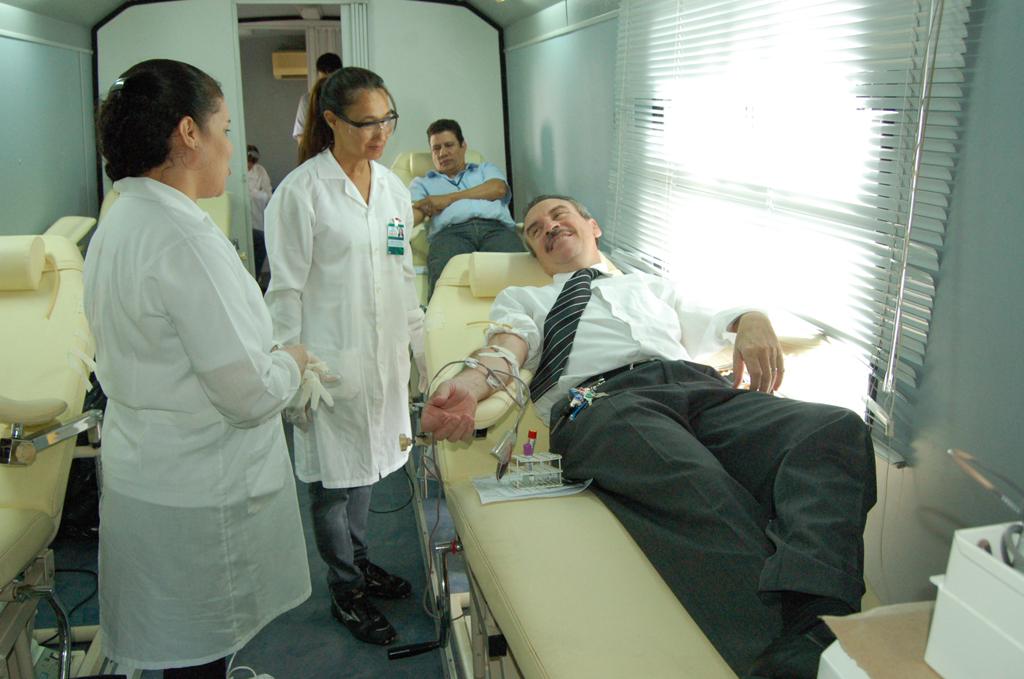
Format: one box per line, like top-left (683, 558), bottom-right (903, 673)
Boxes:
top-left (40, 568), bottom-right (98, 646)
top-left (368, 463), bottom-right (415, 514)
top-left (227, 652), bottom-right (274, 679)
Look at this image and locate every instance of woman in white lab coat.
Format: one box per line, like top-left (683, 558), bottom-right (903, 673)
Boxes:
top-left (85, 59), bottom-right (312, 678)
top-left (264, 67), bottom-right (425, 646)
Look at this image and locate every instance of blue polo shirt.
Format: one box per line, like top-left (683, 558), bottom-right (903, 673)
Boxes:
top-left (408, 162), bottom-right (515, 240)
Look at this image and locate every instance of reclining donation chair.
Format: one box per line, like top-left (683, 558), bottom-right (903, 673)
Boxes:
top-left (390, 150), bottom-right (485, 305)
top-left (424, 252), bottom-right (735, 678)
top-left (0, 232), bottom-right (102, 679)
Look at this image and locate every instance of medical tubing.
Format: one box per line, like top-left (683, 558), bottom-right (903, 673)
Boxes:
top-left (425, 357), bottom-right (529, 457)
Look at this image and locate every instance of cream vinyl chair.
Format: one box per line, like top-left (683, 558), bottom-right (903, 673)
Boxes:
top-left (0, 233), bottom-right (101, 679)
top-left (390, 149), bottom-right (485, 306)
top-left (422, 252), bottom-right (735, 679)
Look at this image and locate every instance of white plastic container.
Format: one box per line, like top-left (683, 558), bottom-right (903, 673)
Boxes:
top-left (816, 641), bottom-right (870, 679)
top-left (924, 522), bottom-right (1024, 678)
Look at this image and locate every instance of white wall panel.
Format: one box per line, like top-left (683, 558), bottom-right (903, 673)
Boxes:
top-left (506, 16), bottom-right (616, 222)
top-left (505, 2), bottom-right (567, 47)
top-left (863, 0), bottom-right (1024, 604)
top-left (367, 0), bottom-right (505, 174)
top-left (0, 3), bottom-right (90, 50)
top-left (96, 0), bottom-right (252, 261)
top-left (0, 6), bottom-right (96, 235)
top-left (238, 34), bottom-right (308, 187)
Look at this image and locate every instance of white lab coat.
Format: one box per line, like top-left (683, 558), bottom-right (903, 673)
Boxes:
top-left (247, 162), bottom-right (272, 232)
top-left (83, 177), bottom-right (311, 669)
top-left (265, 150), bottom-right (425, 488)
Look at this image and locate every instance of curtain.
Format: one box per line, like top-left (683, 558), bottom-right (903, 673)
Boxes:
top-left (340, 2), bottom-right (370, 69)
top-left (606, 0), bottom-right (972, 462)
top-left (305, 25), bottom-right (341, 90)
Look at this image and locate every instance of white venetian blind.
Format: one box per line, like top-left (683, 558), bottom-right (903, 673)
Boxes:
top-left (607, 0), bottom-right (972, 461)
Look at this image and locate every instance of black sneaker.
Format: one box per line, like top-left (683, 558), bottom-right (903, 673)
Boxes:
top-left (330, 587), bottom-right (397, 645)
top-left (358, 560), bottom-right (412, 599)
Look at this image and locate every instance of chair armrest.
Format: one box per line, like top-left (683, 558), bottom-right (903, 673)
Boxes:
top-left (410, 223), bottom-right (429, 260)
top-left (474, 369), bottom-right (535, 430)
top-left (0, 395), bottom-right (67, 427)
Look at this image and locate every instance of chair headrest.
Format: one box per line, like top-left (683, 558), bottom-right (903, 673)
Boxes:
top-left (0, 236), bottom-right (45, 291)
top-left (390, 150), bottom-right (486, 185)
top-left (468, 252), bottom-right (552, 298)
top-left (467, 252), bottom-right (622, 299)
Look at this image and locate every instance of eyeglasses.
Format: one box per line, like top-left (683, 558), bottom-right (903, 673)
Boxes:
top-left (336, 111), bottom-right (399, 135)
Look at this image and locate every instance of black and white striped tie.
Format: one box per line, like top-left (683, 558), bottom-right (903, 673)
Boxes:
top-left (530, 268), bottom-right (602, 402)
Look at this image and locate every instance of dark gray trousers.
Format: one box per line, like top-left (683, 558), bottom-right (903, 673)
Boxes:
top-left (309, 482), bottom-right (372, 592)
top-left (549, 360), bottom-right (876, 672)
top-left (427, 219), bottom-right (524, 299)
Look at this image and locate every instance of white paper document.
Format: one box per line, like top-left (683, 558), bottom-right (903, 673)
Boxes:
top-left (472, 476), bottom-right (592, 505)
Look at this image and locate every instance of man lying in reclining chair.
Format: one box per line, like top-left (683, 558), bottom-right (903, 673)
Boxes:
top-left (420, 194), bottom-right (877, 679)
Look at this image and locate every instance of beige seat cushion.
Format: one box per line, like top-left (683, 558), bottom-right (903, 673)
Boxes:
top-left (447, 481), bottom-right (733, 678)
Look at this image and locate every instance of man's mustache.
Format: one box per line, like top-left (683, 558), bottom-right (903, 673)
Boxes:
top-left (545, 226), bottom-right (571, 250)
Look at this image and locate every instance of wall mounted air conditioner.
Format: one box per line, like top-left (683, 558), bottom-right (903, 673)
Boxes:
top-left (272, 51), bottom-right (307, 79)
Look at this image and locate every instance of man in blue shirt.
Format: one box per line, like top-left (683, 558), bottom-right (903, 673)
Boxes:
top-left (410, 119), bottom-right (524, 298)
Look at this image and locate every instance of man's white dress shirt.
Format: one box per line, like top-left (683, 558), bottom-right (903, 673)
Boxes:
top-left (488, 263), bottom-right (748, 423)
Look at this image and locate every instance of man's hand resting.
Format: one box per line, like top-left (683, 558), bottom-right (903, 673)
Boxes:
top-left (732, 312), bottom-right (785, 393)
top-left (421, 380), bottom-right (479, 442)
top-left (413, 195), bottom-right (452, 218)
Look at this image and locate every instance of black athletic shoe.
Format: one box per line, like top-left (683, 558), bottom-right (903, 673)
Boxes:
top-left (746, 620), bottom-right (836, 679)
top-left (358, 559), bottom-right (412, 599)
top-left (330, 587), bottom-right (397, 645)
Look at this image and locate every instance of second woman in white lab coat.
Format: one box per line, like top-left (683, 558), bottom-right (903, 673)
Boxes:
top-left (264, 67), bottom-right (425, 646)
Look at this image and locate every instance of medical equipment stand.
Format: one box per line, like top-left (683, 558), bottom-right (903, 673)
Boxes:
top-left (401, 419), bottom-right (485, 678)
top-left (388, 539), bottom-right (463, 661)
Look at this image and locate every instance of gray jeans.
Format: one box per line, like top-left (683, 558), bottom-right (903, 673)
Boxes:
top-left (309, 482), bottom-right (372, 592)
top-left (427, 218), bottom-right (524, 299)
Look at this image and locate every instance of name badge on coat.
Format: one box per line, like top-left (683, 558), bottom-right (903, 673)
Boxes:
top-left (387, 217), bottom-right (405, 255)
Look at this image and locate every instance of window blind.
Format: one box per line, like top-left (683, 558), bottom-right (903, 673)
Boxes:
top-left (607, 0), bottom-right (972, 462)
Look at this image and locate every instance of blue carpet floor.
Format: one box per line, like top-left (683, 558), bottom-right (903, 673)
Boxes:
top-left (42, 450), bottom-right (446, 679)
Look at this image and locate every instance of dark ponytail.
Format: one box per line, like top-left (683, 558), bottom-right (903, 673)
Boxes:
top-left (97, 59), bottom-right (222, 181)
top-left (297, 67), bottom-right (395, 164)
top-left (298, 77), bottom-right (328, 165)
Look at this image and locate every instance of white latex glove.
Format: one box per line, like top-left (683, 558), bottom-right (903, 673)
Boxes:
top-left (283, 353), bottom-right (337, 430)
top-left (307, 354), bottom-right (339, 384)
top-left (305, 369), bottom-right (334, 410)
